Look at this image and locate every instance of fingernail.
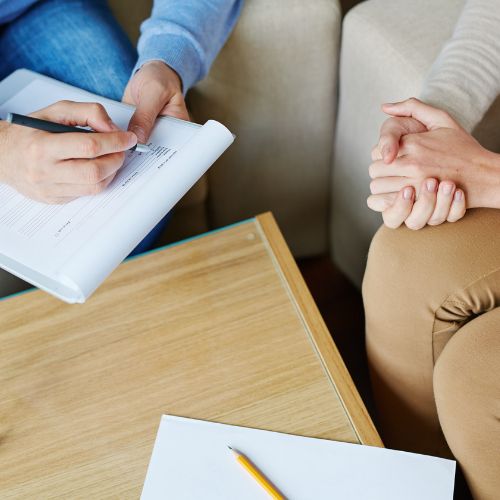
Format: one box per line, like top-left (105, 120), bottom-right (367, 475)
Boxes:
top-left (126, 131), bottom-right (138, 147)
top-left (454, 190), bottom-right (463, 201)
top-left (129, 125), bottom-right (146, 142)
top-left (403, 187), bottom-right (413, 200)
top-left (442, 183), bottom-right (453, 195)
top-left (426, 179), bottom-right (437, 192)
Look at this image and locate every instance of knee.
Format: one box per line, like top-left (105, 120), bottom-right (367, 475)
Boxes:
top-left (433, 313), bottom-right (500, 451)
top-left (363, 211), bottom-right (500, 320)
top-left (362, 225), bottom-right (425, 315)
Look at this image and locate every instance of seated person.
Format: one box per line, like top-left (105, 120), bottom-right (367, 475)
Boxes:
top-left (363, 1), bottom-right (500, 498)
top-left (0, 0), bottom-right (242, 295)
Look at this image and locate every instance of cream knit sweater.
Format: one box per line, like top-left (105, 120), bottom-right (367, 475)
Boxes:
top-left (420, 0), bottom-right (500, 132)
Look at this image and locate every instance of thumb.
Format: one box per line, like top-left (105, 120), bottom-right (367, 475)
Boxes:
top-left (382, 98), bottom-right (458, 130)
top-left (127, 91), bottom-right (164, 143)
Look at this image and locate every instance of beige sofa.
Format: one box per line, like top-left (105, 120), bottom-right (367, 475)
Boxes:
top-left (111, 0), bottom-right (342, 257)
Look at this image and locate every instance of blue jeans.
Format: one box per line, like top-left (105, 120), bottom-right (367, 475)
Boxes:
top-left (0, 0), bottom-right (170, 255)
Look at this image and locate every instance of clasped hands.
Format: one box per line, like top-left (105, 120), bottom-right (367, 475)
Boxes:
top-left (367, 98), bottom-right (498, 229)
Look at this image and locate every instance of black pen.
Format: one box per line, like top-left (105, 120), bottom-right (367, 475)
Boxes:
top-left (6, 112), bottom-right (151, 153)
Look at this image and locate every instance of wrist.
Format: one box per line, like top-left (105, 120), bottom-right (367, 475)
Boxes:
top-left (476, 150), bottom-right (500, 209)
top-left (141, 60), bottom-right (183, 93)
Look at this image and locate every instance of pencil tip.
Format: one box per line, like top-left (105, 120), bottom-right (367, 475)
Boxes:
top-left (227, 446), bottom-right (232, 450)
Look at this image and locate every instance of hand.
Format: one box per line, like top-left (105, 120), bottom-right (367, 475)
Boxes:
top-left (368, 178), bottom-right (466, 229)
top-left (123, 61), bottom-right (190, 143)
top-left (372, 114), bottom-right (427, 164)
top-left (0, 101), bottom-right (137, 204)
top-left (369, 98), bottom-right (500, 209)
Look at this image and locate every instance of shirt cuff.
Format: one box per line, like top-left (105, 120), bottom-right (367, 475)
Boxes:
top-left (133, 33), bottom-right (202, 94)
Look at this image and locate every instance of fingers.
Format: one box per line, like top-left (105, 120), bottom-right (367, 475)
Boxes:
top-left (447, 189), bottom-right (466, 222)
top-left (428, 181), bottom-right (455, 225)
top-left (370, 176), bottom-right (414, 195)
top-left (404, 178), bottom-right (438, 230)
top-left (33, 101), bottom-right (120, 132)
top-left (367, 192), bottom-right (398, 212)
top-left (127, 83), bottom-right (167, 143)
top-left (377, 120), bottom-right (401, 164)
top-left (56, 152), bottom-right (126, 184)
top-left (18, 174), bottom-right (116, 204)
top-left (371, 145), bottom-right (383, 161)
top-left (43, 130), bottom-right (136, 160)
top-left (376, 117), bottom-right (428, 163)
top-left (382, 98), bottom-right (459, 131)
top-left (51, 175), bottom-right (117, 198)
top-left (369, 158), bottom-right (411, 179)
top-left (382, 186), bottom-right (415, 228)
top-left (159, 93), bottom-right (190, 121)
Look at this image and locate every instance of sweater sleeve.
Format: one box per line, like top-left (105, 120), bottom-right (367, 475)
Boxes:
top-left (134, 0), bottom-right (243, 93)
top-left (419, 0), bottom-right (500, 132)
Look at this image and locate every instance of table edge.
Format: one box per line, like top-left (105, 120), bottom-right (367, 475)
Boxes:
top-left (256, 212), bottom-right (383, 448)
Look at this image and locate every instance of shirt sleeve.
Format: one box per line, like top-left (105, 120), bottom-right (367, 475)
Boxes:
top-left (133, 0), bottom-right (244, 93)
top-left (419, 0), bottom-right (500, 132)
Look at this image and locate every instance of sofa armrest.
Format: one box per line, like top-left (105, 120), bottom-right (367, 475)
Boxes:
top-left (188, 0), bottom-right (342, 256)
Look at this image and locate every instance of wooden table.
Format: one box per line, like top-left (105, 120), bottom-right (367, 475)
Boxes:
top-left (0, 213), bottom-right (381, 498)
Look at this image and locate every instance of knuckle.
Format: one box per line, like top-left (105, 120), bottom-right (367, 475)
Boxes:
top-left (439, 109), bottom-right (451, 120)
top-left (87, 180), bottom-right (107, 196)
top-left (26, 165), bottom-right (44, 184)
top-left (382, 215), bottom-right (399, 229)
top-left (410, 162), bottom-right (424, 177)
top-left (110, 150), bottom-right (126, 166)
top-left (90, 102), bottom-right (106, 116)
top-left (368, 163), bottom-right (376, 178)
top-left (135, 111), bottom-right (155, 127)
top-left (27, 139), bottom-right (44, 159)
top-left (54, 100), bottom-right (72, 112)
top-left (86, 163), bottom-right (103, 185)
top-left (82, 137), bottom-right (100, 158)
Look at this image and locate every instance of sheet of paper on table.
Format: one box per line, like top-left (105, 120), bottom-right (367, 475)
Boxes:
top-left (141, 415), bottom-right (456, 500)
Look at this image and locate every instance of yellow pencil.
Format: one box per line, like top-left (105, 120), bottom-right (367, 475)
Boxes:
top-left (228, 446), bottom-right (285, 500)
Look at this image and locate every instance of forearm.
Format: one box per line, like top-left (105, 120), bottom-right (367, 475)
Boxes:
top-left (420, 0), bottom-right (500, 132)
top-left (135, 0), bottom-right (243, 92)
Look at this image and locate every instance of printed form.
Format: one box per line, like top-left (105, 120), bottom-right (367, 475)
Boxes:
top-left (0, 79), bottom-right (200, 272)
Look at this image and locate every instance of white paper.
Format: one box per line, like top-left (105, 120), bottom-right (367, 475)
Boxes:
top-left (141, 416), bottom-right (456, 500)
top-left (0, 78), bottom-right (234, 302)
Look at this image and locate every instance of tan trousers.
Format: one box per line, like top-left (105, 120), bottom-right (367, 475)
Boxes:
top-left (363, 208), bottom-right (500, 500)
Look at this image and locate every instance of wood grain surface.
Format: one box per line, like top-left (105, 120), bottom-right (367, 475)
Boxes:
top-left (0, 214), bottom-right (380, 499)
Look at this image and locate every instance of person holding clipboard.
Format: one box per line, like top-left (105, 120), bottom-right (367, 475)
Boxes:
top-left (0, 0), bottom-right (242, 295)
top-left (0, 0), bottom-right (242, 204)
